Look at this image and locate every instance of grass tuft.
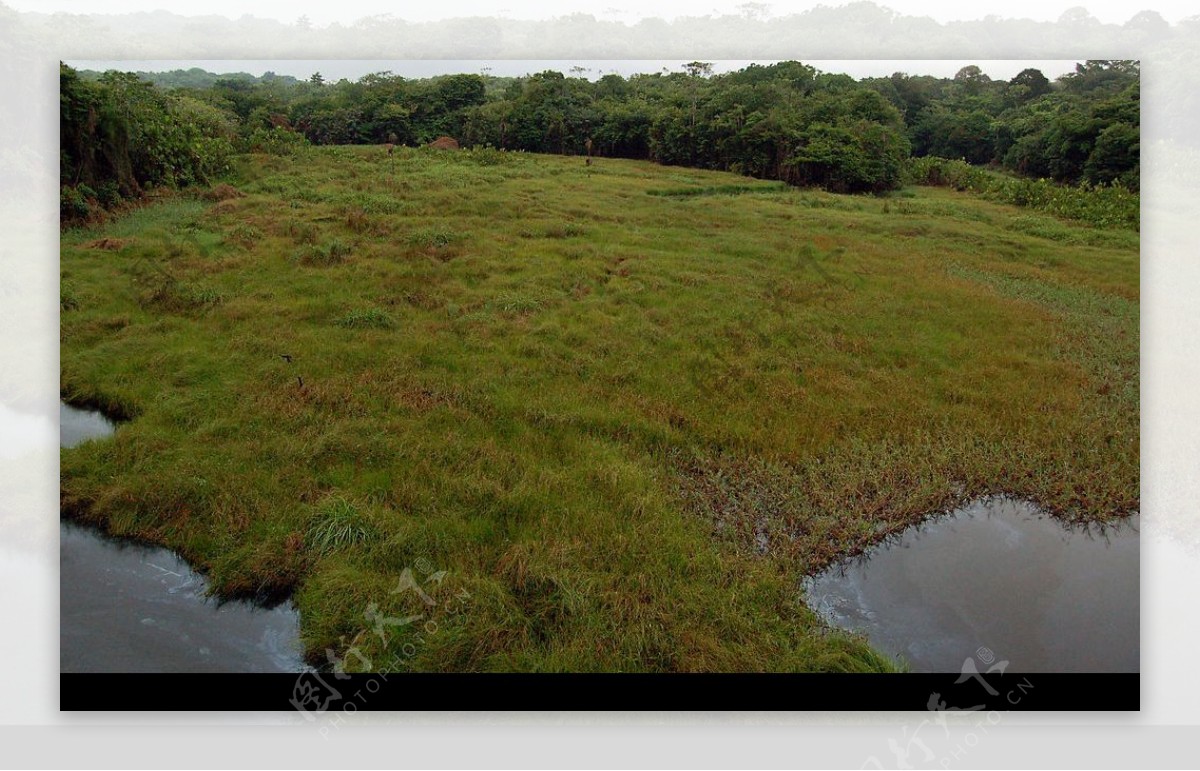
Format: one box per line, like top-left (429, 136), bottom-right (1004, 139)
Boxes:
top-left (406, 227), bottom-right (460, 250)
top-left (294, 238), bottom-right (351, 266)
top-left (307, 496), bottom-right (377, 555)
top-left (337, 307), bottom-right (395, 329)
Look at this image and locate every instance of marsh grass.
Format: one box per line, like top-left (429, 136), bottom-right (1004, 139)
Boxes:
top-left (60, 146), bottom-right (1138, 672)
top-left (60, 280), bottom-right (79, 311)
top-left (307, 496), bottom-right (378, 555)
top-left (294, 238), bottom-right (351, 266)
top-left (337, 307), bottom-right (395, 329)
top-left (406, 226), bottom-right (460, 249)
top-left (139, 275), bottom-right (226, 312)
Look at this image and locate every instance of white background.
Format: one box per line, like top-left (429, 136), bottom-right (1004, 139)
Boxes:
top-left (2, 0), bottom-right (1198, 766)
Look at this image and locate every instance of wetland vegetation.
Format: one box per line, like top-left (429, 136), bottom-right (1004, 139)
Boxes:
top-left (59, 60), bottom-right (1138, 672)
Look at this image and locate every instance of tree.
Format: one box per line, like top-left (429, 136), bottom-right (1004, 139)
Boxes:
top-left (1084, 122), bottom-right (1139, 187)
top-left (953, 65), bottom-right (990, 96)
top-left (1009, 68), bottom-right (1051, 101)
top-left (1059, 60), bottom-right (1139, 95)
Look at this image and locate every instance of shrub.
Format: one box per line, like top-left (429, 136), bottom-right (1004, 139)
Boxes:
top-left (60, 185), bottom-right (94, 223)
top-left (241, 126), bottom-right (309, 156)
top-left (905, 156), bottom-right (1138, 230)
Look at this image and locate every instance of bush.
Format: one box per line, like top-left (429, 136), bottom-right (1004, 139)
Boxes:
top-left (786, 120), bottom-right (910, 194)
top-left (905, 156), bottom-right (1138, 230)
top-left (60, 185), bottom-right (93, 223)
top-left (241, 126), bottom-right (309, 156)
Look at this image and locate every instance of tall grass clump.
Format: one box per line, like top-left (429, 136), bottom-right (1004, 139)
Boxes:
top-left (294, 238), bottom-right (352, 266)
top-left (307, 496), bottom-right (377, 555)
top-left (139, 275), bottom-right (225, 312)
top-left (337, 307), bottom-right (395, 329)
top-left (406, 227), bottom-right (459, 250)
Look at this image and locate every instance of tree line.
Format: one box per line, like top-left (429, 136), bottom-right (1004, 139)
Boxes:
top-left (60, 60), bottom-right (1138, 222)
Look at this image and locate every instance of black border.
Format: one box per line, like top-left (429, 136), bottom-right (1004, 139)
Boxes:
top-left (61, 672), bottom-right (1138, 711)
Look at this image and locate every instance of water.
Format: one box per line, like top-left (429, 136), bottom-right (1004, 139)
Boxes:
top-left (60, 402), bottom-right (309, 673)
top-left (803, 496), bottom-right (1139, 673)
top-left (58, 401), bottom-right (116, 450)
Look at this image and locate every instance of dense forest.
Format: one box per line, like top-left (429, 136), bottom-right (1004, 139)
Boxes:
top-left (60, 59), bottom-right (1139, 222)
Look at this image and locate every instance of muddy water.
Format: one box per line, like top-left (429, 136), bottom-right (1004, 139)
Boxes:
top-left (803, 496), bottom-right (1139, 673)
top-left (60, 402), bottom-right (309, 673)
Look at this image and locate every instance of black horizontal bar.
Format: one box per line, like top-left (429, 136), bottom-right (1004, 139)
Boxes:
top-left (60, 672), bottom-right (1138, 712)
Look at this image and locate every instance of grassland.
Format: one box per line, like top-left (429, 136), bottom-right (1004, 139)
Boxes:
top-left (60, 146), bottom-right (1138, 672)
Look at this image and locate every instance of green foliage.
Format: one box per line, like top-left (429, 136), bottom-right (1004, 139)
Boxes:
top-left (1085, 122), bottom-right (1139, 188)
top-left (241, 126), bottom-right (309, 155)
top-left (868, 60), bottom-right (1138, 190)
top-left (62, 59), bottom-right (1140, 218)
top-left (788, 118), bottom-right (910, 193)
top-left (905, 156), bottom-right (1138, 229)
top-left (60, 185), bottom-right (94, 223)
top-left (60, 63), bottom-right (236, 222)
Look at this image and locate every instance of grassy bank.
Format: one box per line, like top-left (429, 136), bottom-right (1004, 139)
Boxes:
top-left (60, 146), bottom-right (1138, 672)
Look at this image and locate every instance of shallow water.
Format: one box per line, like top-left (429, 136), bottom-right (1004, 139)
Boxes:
top-left (803, 496), bottom-right (1139, 673)
top-left (60, 402), bottom-right (308, 673)
top-left (59, 401), bottom-right (116, 449)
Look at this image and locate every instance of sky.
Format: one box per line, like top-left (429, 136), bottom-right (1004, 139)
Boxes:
top-left (12, 0), bottom-right (1198, 26)
top-left (65, 59), bottom-right (1088, 83)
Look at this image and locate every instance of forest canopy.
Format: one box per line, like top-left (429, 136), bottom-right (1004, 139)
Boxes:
top-left (60, 60), bottom-right (1139, 222)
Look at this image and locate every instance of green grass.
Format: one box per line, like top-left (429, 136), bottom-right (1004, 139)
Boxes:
top-left (307, 496), bottom-right (378, 555)
top-left (59, 145), bottom-right (1138, 672)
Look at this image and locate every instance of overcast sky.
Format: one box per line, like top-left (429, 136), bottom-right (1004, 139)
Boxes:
top-left (14, 0), bottom-right (1197, 26)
